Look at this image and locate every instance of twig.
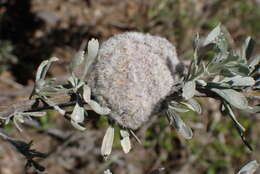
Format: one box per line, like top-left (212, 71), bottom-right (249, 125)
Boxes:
top-left (0, 129), bottom-right (47, 172)
top-left (0, 93), bottom-right (72, 119)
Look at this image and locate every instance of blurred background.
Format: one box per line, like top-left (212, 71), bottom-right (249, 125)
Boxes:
top-left (0, 0), bottom-right (259, 173)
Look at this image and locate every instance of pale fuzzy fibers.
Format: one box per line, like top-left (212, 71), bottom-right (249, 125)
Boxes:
top-left (87, 32), bottom-right (179, 129)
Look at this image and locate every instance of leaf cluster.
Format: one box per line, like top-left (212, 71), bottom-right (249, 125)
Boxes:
top-left (165, 24), bottom-right (259, 150)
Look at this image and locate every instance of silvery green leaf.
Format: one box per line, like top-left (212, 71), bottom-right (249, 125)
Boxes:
top-left (196, 80), bottom-right (207, 86)
top-left (45, 78), bottom-right (56, 84)
top-left (22, 112), bottom-right (46, 117)
top-left (104, 169), bottom-right (113, 174)
top-left (183, 98), bottom-right (202, 114)
top-left (35, 79), bottom-right (46, 90)
top-left (223, 102), bottom-right (252, 150)
top-left (212, 75), bottom-right (220, 82)
top-left (220, 68), bottom-right (236, 77)
top-left (249, 56), bottom-right (260, 74)
top-left (35, 60), bottom-right (48, 81)
top-left (120, 129), bottom-right (131, 154)
top-left (191, 59), bottom-right (199, 78)
top-left (249, 56), bottom-right (260, 68)
top-left (199, 62), bottom-right (208, 76)
top-left (101, 126), bottom-right (114, 158)
top-left (210, 88), bottom-right (248, 110)
top-left (35, 57), bottom-right (59, 81)
top-left (43, 97), bottom-right (66, 115)
top-left (4, 117), bottom-right (10, 125)
top-left (71, 103), bottom-right (85, 123)
top-left (88, 100), bottom-right (111, 115)
top-left (226, 76), bottom-right (255, 87)
top-left (224, 63), bottom-right (250, 76)
top-left (242, 37), bottom-right (255, 60)
top-left (87, 38), bottom-right (99, 60)
top-left (69, 50), bottom-right (85, 74)
top-left (54, 105), bottom-right (66, 115)
top-left (233, 64), bottom-right (251, 76)
top-left (83, 84), bottom-right (91, 103)
top-left (40, 87), bottom-right (59, 93)
top-left (192, 33), bottom-right (200, 50)
top-left (206, 81), bottom-right (230, 88)
top-left (120, 129), bottom-right (130, 138)
top-left (75, 80), bottom-right (85, 90)
top-left (224, 103), bottom-right (245, 133)
top-left (70, 119), bottom-right (86, 131)
top-left (13, 114), bottom-right (24, 132)
top-left (15, 113), bottom-right (24, 123)
top-left (166, 109), bottom-right (193, 139)
top-left (244, 106), bottom-right (260, 114)
top-left (203, 24), bottom-right (221, 46)
top-left (84, 105), bottom-right (92, 110)
top-left (83, 38), bottom-right (99, 78)
top-left (237, 160), bottom-right (258, 174)
top-left (68, 76), bottom-right (78, 88)
top-left (169, 105), bottom-right (189, 113)
top-left (182, 80), bottom-right (196, 100)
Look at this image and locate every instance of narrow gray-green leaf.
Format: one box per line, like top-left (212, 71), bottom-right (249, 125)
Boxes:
top-left (88, 100), bottom-right (111, 115)
top-left (101, 126), bottom-right (114, 158)
top-left (169, 105), bottom-right (189, 113)
top-left (36, 60), bottom-right (49, 81)
top-left (75, 80), bottom-right (85, 90)
top-left (186, 98), bottom-right (202, 114)
top-left (71, 103), bottom-right (85, 123)
top-left (224, 63), bottom-right (250, 76)
top-left (13, 114), bottom-right (24, 132)
top-left (22, 112), bottom-right (46, 117)
top-left (83, 84), bottom-right (91, 103)
top-left (192, 33), bottom-right (200, 50)
top-left (196, 79), bottom-right (207, 86)
top-left (36, 57), bottom-right (59, 81)
top-left (44, 97), bottom-right (66, 115)
top-left (120, 129), bottom-right (131, 154)
top-left (40, 87), bottom-right (59, 93)
top-left (70, 120), bottom-right (86, 131)
top-left (87, 39), bottom-right (99, 60)
top-left (203, 24), bottom-right (221, 46)
top-left (226, 76), bottom-right (255, 87)
top-left (54, 105), bottom-right (66, 116)
top-left (4, 117), bottom-right (10, 125)
top-left (68, 76), bottom-right (77, 87)
top-left (35, 79), bottom-right (46, 91)
top-left (166, 109), bottom-right (193, 139)
top-left (249, 56), bottom-right (260, 74)
top-left (83, 38), bottom-right (99, 78)
top-left (210, 88), bottom-right (248, 110)
top-left (224, 102), bottom-right (245, 133)
top-left (69, 50), bottom-right (85, 74)
top-left (212, 75), bottom-right (220, 82)
top-left (242, 37), bottom-right (255, 60)
top-left (182, 80), bottom-right (196, 100)
top-left (237, 160), bottom-right (258, 174)
top-left (244, 106), bottom-right (260, 114)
